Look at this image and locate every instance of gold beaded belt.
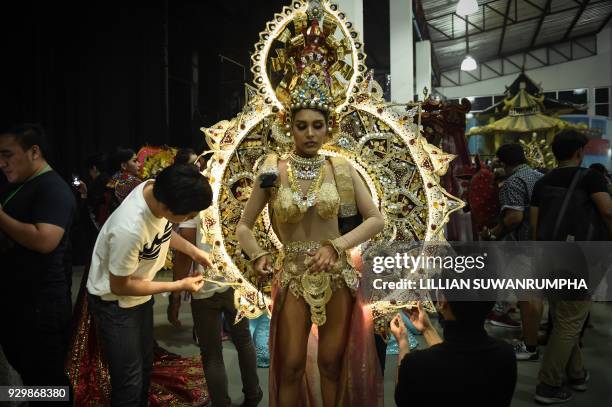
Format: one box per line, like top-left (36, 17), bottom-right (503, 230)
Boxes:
top-left (283, 241), bottom-right (321, 254)
top-left (281, 240), bottom-right (355, 326)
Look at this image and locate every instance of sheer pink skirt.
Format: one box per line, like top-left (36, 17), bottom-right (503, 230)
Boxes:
top-left (267, 251), bottom-right (383, 406)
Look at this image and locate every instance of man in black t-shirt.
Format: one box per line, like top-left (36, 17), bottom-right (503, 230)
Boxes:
top-left (0, 124), bottom-right (76, 396)
top-left (530, 130), bottom-right (612, 404)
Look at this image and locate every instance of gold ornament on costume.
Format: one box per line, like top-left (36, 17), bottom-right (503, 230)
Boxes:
top-left (198, 0), bottom-right (464, 325)
top-left (519, 133), bottom-right (557, 169)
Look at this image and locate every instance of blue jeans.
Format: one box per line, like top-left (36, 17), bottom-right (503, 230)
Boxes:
top-left (89, 294), bottom-right (154, 407)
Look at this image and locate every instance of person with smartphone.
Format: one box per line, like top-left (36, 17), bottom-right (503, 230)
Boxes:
top-left (389, 286), bottom-right (516, 406)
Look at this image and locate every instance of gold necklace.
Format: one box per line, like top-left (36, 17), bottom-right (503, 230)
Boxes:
top-left (288, 153), bottom-right (325, 180)
top-left (287, 160), bottom-right (325, 213)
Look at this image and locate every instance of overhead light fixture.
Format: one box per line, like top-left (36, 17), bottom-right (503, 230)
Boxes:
top-left (466, 113), bottom-right (474, 119)
top-left (456, 0), bottom-right (479, 16)
top-left (466, 96), bottom-right (475, 102)
top-left (461, 56), bottom-right (477, 71)
top-left (573, 88), bottom-right (586, 95)
top-left (460, 16), bottom-right (477, 71)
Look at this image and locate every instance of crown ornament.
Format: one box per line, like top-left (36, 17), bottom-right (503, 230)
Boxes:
top-left (289, 63), bottom-right (333, 114)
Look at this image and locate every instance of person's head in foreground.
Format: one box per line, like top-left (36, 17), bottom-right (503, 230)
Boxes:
top-left (152, 163), bottom-right (212, 223)
top-left (174, 148), bottom-right (199, 167)
top-left (551, 129), bottom-right (588, 165)
top-left (496, 143), bottom-right (528, 173)
top-left (0, 123), bottom-right (50, 184)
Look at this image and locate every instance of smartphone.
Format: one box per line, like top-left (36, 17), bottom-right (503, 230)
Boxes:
top-left (72, 174), bottom-right (81, 187)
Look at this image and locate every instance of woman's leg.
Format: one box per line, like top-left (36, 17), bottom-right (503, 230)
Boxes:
top-left (317, 286), bottom-right (354, 407)
top-left (277, 291), bottom-right (311, 405)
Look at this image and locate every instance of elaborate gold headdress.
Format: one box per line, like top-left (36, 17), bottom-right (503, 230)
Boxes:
top-left (288, 63), bottom-right (334, 114)
top-left (199, 0), bottom-right (464, 326)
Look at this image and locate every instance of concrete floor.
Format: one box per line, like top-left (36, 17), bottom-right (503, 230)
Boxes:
top-left (3, 267), bottom-right (609, 406)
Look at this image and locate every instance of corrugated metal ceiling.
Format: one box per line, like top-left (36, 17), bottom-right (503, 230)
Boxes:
top-left (420, 0), bottom-right (612, 71)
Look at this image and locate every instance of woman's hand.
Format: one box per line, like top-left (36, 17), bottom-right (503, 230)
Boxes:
top-left (307, 244), bottom-right (338, 273)
top-left (253, 255), bottom-right (273, 277)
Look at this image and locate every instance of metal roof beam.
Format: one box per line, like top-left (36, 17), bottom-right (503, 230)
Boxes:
top-left (429, 0), bottom-right (610, 44)
top-left (441, 73), bottom-right (459, 86)
top-left (526, 51), bottom-right (548, 66)
top-left (498, 0), bottom-right (513, 55)
top-left (452, 14), bottom-right (484, 33)
top-left (438, 36), bottom-right (598, 85)
top-left (563, 0), bottom-right (591, 41)
top-left (482, 62), bottom-right (503, 76)
top-left (530, 0), bottom-right (552, 48)
top-left (504, 57), bottom-right (523, 71)
top-left (498, 33), bottom-right (596, 59)
top-left (483, 3), bottom-right (516, 23)
top-left (462, 69), bottom-right (481, 82)
top-left (573, 38), bottom-right (596, 54)
top-left (549, 45), bottom-right (571, 61)
top-left (440, 32), bottom-right (597, 71)
top-left (522, 0), bottom-right (545, 12)
top-left (427, 22), bottom-right (453, 40)
top-left (597, 11), bottom-right (612, 32)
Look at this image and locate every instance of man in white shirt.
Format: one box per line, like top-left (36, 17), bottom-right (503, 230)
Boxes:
top-left (87, 163), bottom-right (213, 407)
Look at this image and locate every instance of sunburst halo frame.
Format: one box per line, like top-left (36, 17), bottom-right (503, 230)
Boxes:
top-left (197, 0), bottom-right (465, 324)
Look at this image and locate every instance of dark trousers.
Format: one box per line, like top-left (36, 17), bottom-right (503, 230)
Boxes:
top-left (1, 295), bottom-right (72, 405)
top-left (191, 289), bottom-right (261, 407)
top-left (89, 294), bottom-right (154, 407)
top-left (375, 333), bottom-right (387, 373)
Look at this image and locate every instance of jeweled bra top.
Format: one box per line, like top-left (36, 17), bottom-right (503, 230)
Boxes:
top-left (271, 164), bottom-right (341, 224)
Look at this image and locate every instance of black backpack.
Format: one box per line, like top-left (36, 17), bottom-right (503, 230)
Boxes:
top-left (536, 169), bottom-right (609, 241)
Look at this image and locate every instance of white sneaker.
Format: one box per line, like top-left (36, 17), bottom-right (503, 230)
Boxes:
top-left (514, 341), bottom-right (539, 361)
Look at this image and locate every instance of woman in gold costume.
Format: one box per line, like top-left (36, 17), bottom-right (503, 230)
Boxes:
top-left (236, 64), bottom-right (385, 406)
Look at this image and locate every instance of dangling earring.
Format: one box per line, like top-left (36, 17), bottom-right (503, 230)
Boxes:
top-left (285, 120), bottom-right (291, 138)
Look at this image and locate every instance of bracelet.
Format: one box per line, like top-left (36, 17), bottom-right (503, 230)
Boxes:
top-left (320, 240), bottom-right (342, 258)
top-left (248, 251), bottom-right (270, 266)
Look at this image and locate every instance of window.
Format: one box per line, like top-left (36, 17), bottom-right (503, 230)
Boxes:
top-left (595, 88), bottom-right (609, 103)
top-left (543, 91), bottom-right (557, 100)
top-left (471, 96), bottom-right (493, 112)
top-left (558, 89), bottom-right (588, 105)
top-left (595, 87), bottom-right (610, 117)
